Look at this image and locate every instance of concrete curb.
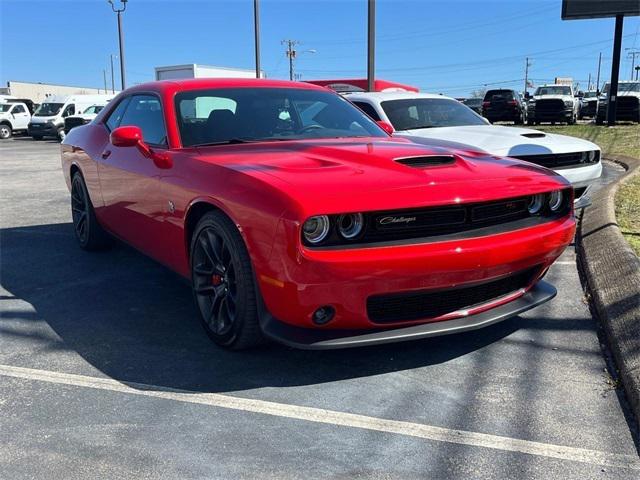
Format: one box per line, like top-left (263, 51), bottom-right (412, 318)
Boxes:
top-left (577, 155), bottom-right (640, 423)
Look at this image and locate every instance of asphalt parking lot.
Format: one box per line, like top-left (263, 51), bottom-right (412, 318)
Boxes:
top-left (1, 137), bottom-right (638, 479)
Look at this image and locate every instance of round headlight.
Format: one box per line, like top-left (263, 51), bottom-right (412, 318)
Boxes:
top-left (587, 151), bottom-right (596, 162)
top-left (549, 191), bottom-right (564, 212)
top-left (303, 215), bottom-right (330, 244)
top-left (528, 194), bottom-right (544, 214)
top-left (337, 213), bottom-right (364, 239)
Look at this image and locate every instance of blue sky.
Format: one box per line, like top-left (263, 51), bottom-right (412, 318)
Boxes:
top-left (1, 0), bottom-right (639, 96)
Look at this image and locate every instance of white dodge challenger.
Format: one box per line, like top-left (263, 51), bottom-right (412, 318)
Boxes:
top-left (347, 92), bottom-right (602, 203)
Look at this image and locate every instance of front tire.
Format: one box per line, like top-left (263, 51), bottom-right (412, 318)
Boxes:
top-left (191, 211), bottom-right (263, 350)
top-left (57, 128), bottom-right (66, 142)
top-left (0, 124), bottom-right (12, 139)
top-left (71, 173), bottom-right (111, 250)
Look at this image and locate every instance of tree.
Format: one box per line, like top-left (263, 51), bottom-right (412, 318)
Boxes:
top-left (469, 87), bottom-right (487, 98)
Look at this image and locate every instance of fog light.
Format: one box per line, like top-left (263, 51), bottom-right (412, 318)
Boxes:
top-left (312, 306), bottom-right (335, 325)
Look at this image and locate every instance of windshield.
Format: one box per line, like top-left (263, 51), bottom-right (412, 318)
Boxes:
top-left (0, 104), bottom-right (11, 113)
top-left (380, 98), bottom-right (486, 130)
top-left (175, 87), bottom-right (387, 147)
top-left (602, 82), bottom-right (640, 94)
top-left (83, 105), bottom-right (104, 115)
top-left (583, 92), bottom-right (598, 98)
top-left (534, 86), bottom-right (571, 96)
top-left (34, 102), bottom-right (64, 116)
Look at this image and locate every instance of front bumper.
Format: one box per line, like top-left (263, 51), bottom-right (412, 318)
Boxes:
top-left (529, 107), bottom-right (573, 122)
top-left (260, 280), bottom-right (556, 349)
top-left (28, 123), bottom-right (60, 138)
top-left (256, 215), bottom-right (575, 332)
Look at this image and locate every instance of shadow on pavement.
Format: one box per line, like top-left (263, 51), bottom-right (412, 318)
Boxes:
top-left (1, 222), bottom-right (533, 394)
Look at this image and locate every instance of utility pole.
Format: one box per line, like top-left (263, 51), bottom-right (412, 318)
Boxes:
top-left (253, 0), bottom-right (261, 78)
top-left (596, 52), bottom-right (602, 94)
top-left (607, 15), bottom-right (624, 126)
top-left (367, 0), bottom-right (376, 92)
top-left (282, 40), bottom-right (299, 81)
top-left (103, 69), bottom-right (108, 93)
top-left (626, 49), bottom-right (640, 80)
top-left (108, 0), bottom-right (127, 90)
top-left (587, 73), bottom-right (591, 91)
top-left (109, 54), bottom-right (116, 93)
top-left (523, 57), bottom-right (532, 96)
top-left (636, 65), bottom-right (640, 81)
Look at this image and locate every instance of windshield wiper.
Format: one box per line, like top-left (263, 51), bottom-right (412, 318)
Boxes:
top-left (406, 125), bottom-right (437, 130)
top-left (193, 138), bottom-right (255, 147)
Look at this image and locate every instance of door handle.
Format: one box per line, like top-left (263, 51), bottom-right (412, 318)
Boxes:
top-left (101, 150), bottom-right (111, 159)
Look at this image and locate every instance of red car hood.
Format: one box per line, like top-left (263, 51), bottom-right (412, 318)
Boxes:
top-left (196, 137), bottom-right (569, 215)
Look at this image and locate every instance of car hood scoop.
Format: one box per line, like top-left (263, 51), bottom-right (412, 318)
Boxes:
top-left (520, 132), bottom-right (546, 139)
top-left (394, 155), bottom-right (456, 168)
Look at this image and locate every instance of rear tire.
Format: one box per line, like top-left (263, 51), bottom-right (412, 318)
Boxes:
top-left (71, 172), bottom-right (112, 250)
top-left (191, 211), bottom-right (264, 350)
top-left (0, 124), bottom-right (12, 139)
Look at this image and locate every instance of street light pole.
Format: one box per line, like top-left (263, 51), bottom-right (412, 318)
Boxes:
top-left (110, 54), bottom-right (116, 93)
top-left (367, 0), bottom-right (376, 92)
top-left (108, 0), bottom-right (127, 90)
top-left (254, 0), bottom-right (261, 78)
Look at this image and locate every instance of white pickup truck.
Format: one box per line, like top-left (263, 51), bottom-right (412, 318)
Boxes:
top-left (0, 101), bottom-right (32, 139)
top-left (527, 84), bottom-right (578, 125)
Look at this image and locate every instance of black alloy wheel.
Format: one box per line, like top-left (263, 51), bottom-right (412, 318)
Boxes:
top-left (70, 172), bottom-right (111, 250)
top-left (191, 211), bottom-right (263, 350)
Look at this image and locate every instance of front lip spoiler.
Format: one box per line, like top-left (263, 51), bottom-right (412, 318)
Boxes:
top-left (259, 280), bottom-right (556, 350)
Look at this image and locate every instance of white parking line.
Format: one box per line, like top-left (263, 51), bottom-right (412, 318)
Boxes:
top-left (1, 364), bottom-right (638, 470)
top-left (553, 261), bottom-right (576, 265)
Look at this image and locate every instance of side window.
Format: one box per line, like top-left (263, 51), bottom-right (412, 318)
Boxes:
top-left (105, 98), bottom-right (130, 131)
top-left (62, 104), bottom-right (75, 117)
top-left (12, 105), bottom-right (25, 114)
top-left (119, 95), bottom-right (167, 146)
top-left (353, 102), bottom-right (381, 121)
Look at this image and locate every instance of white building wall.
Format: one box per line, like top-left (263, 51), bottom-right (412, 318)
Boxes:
top-left (6, 81), bottom-right (116, 103)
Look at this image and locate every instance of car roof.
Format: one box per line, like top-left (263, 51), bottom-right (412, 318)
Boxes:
top-left (344, 91), bottom-right (454, 102)
top-left (127, 78), bottom-right (328, 94)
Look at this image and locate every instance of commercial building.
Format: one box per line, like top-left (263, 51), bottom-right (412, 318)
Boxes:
top-left (2, 81), bottom-right (115, 103)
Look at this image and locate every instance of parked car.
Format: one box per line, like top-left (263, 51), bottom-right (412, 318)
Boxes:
top-left (0, 101), bottom-right (31, 139)
top-left (481, 89), bottom-right (526, 124)
top-left (527, 84), bottom-right (578, 125)
top-left (578, 91), bottom-right (598, 119)
top-left (28, 94), bottom-right (114, 141)
top-left (347, 92), bottom-right (601, 202)
top-left (64, 104), bottom-right (108, 134)
top-left (462, 97), bottom-right (483, 114)
top-left (596, 81), bottom-right (640, 124)
top-left (61, 79), bottom-right (575, 350)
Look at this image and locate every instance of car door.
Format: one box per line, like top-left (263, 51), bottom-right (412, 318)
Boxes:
top-left (97, 93), bottom-right (172, 264)
top-left (10, 104), bottom-right (30, 129)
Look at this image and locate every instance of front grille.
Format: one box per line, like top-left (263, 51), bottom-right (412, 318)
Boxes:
top-left (617, 96), bottom-right (639, 115)
top-left (64, 117), bottom-right (86, 132)
top-left (512, 151), bottom-right (599, 169)
top-left (363, 197), bottom-right (531, 243)
top-left (535, 99), bottom-right (565, 113)
top-left (367, 266), bottom-right (539, 323)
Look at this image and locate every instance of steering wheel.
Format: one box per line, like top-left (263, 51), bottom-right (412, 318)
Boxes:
top-left (298, 124), bottom-right (324, 134)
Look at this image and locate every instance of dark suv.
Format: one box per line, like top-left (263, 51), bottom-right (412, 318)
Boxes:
top-left (482, 89), bottom-right (526, 124)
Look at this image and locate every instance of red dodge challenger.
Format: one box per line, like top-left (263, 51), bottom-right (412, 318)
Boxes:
top-left (61, 79), bottom-right (575, 350)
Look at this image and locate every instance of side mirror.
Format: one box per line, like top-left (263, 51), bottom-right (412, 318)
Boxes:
top-left (376, 120), bottom-right (395, 135)
top-left (110, 125), bottom-right (173, 169)
top-left (110, 125), bottom-right (142, 147)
